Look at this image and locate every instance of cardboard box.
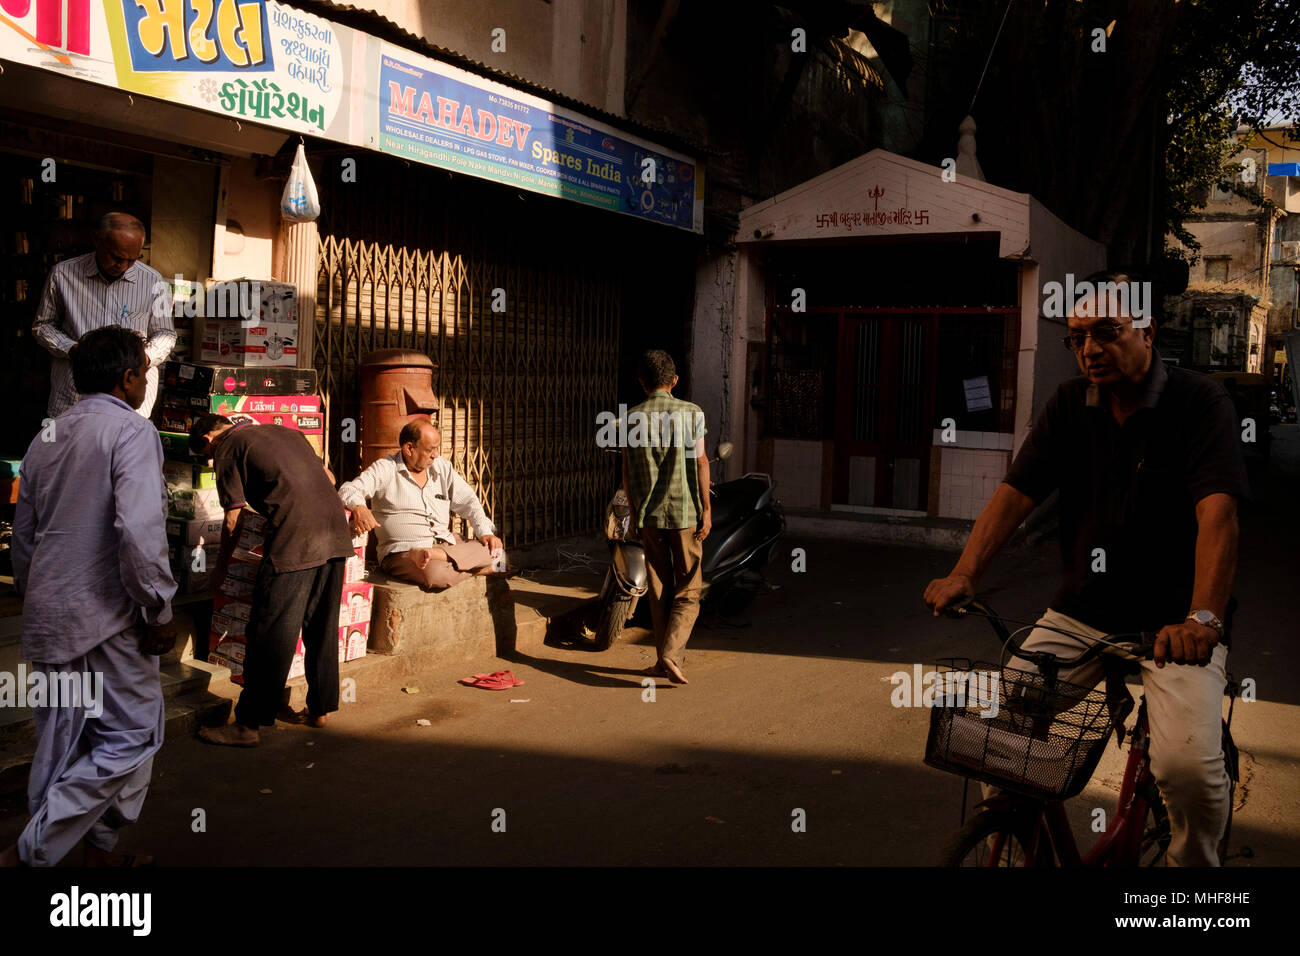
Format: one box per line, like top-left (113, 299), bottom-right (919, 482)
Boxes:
top-left (174, 556), bottom-right (220, 596)
top-left (168, 541), bottom-right (219, 573)
top-left (163, 362), bottom-right (318, 397)
top-left (235, 526), bottom-right (266, 557)
top-left (338, 582), bottom-right (373, 626)
top-left (211, 608), bottom-right (248, 640)
top-left (209, 638), bottom-right (245, 682)
top-left (206, 395), bottom-right (324, 456)
top-left (168, 486), bottom-right (224, 520)
top-left (166, 515), bottom-right (224, 547)
top-left (223, 550), bottom-right (262, 583)
top-left (209, 394), bottom-right (321, 416)
top-left (212, 594), bottom-right (253, 623)
top-left (344, 554), bottom-right (366, 584)
top-left (239, 510), bottom-right (268, 535)
top-left (167, 328), bottom-right (192, 362)
top-left (288, 636), bottom-right (305, 681)
top-left (340, 621), bottom-right (369, 662)
top-left (2, 458), bottom-right (20, 505)
top-left (217, 573), bottom-right (256, 599)
top-left (158, 430), bottom-right (207, 464)
top-left (197, 317), bottom-right (299, 367)
top-left (162, 461), bottom-right (217, 493)
top-left (157, 404), bottom-right (198, 434)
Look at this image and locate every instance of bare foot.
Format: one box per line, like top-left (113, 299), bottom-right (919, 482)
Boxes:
top-left (84, 843), bottom-right (155, 867)
top-left (640, 664), bottom-right (667, 678)
top-left (0, 843), bottom-right (22, 867)
top-left (277, 707), bottom-right (328, 727)
top-left (661, 658), bottom-right (689, 685)
top-left (198, 723), bottom-right (260, 747)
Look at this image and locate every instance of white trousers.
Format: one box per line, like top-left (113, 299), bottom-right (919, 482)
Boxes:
top-left (989, 608), bottom-right (1231, 867)
top-left (18, 631), bottom-right (164, 866)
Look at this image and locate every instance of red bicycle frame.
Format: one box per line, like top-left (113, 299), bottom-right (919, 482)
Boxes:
top-left (981, 703), bottom-right (1155, 867)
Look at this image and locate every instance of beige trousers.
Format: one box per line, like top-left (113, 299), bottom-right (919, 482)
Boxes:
top-left (640, 528), bottom-right (704, 668)
top-left (381, 534), bottom-right (494, 590)
top-left (986, 608), bottom-right (1231, 866)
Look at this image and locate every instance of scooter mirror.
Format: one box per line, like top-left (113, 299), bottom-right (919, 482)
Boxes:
top-left (717, 442), bottom-right (734, 461)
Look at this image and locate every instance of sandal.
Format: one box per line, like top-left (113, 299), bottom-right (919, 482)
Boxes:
top-left (457, 670), bottom-right (523, 690)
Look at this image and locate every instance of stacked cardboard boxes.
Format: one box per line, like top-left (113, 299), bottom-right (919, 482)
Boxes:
top-left (196, 279), bottom-right (299, 368)
top-left (208, 509), bottom-right (371, 685)
top-left (154, 358), bottom-right (325, 598)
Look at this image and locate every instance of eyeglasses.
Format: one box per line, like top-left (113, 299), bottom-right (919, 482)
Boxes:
top-left (1062, 322), bottom-right (1126, 351)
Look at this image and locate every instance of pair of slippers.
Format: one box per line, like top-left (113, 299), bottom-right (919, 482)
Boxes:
top-left (458, 670), bottom-right (524, 690)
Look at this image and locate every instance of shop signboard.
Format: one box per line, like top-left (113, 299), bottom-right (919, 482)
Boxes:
top-left (1, 2), bottom-right (702, 231)
top-left (373, 42), bottom-right (703, 233)
top-left (0, 0), bottom-right (361, 143)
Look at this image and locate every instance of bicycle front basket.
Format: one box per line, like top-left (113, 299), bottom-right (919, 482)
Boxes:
top-left (923, 659), bottom-right (1114, 801)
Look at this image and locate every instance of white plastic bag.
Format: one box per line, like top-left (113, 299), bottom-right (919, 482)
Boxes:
top-left (280, 143), bottom-right (320, 223)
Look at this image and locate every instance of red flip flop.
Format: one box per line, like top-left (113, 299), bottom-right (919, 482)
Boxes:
top-left (489, 670), bottom-right (524, 687)
top-left (458, 673), bottom-right (514, 690)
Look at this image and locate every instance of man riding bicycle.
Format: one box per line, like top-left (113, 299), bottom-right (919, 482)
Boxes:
top-left (923, 271), bottom-right (1250, 866)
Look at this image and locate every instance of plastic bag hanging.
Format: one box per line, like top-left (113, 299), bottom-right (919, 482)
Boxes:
top-left (280, 143), bottom-right (321, 223)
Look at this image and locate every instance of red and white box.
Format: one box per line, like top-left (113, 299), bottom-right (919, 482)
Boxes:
top-left (211, 608), bottom-right (249, 639)
top-left (209, 636), bottom-right (245, 682)
top-left (218, 573), bottom-right (257, 600)
top-left (288, 637), bottom-right (306, 681)
top-left (344, 554), bottom-right (366, 584)
top-left (338, 582), bottom-right (373, 626)
top-left (339, 621), bottom-right (369, 662)
top-left (224, 550), bottom-right (261, 583)
top-left (212, 594), bottom-right (253, 623)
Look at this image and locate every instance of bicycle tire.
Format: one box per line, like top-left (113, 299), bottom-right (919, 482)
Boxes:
top-left (941, 808), bottom-right (1055, 867)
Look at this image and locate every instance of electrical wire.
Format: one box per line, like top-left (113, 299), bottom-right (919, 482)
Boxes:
top-left (968, 0), bottom-right (1015, 115)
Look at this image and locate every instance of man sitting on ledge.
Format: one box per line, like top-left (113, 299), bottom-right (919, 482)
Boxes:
top-left (339, 419), bottom-right (504, 589)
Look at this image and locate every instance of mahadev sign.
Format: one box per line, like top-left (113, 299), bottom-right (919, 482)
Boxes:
top-left (0, 0), bottom-right (355, 141)
top-left (375, 41), bottom-right (703, 233)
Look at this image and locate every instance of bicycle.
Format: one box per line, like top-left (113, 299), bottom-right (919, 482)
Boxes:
top-left (924, 600), bottom-right (1240, 867)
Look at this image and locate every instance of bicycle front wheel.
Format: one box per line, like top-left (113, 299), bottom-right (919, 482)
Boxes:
top-left (941, 808), bottom-right (1055, 867)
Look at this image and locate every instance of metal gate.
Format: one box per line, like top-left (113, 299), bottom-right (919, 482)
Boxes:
top-left (314, 160), bottom-right (621, 546)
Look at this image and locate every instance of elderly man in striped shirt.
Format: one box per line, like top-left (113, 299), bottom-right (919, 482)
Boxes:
top-left (32, 212), bottom-right (175, 420)
top-left (338, 419), bottom-right (504, 590)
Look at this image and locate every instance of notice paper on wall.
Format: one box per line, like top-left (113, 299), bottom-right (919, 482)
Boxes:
top-left (963, 376), bottom-right (993, 413)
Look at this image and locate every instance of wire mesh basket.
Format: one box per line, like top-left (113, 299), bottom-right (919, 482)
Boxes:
top-left (923, 658), bottom-right (1116, 801)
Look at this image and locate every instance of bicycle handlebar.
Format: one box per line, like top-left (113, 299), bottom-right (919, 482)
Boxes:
top-left (942, 599), bottom-right (1157, 671)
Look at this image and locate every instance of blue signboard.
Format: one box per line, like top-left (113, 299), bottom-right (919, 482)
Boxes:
top-left (378, 50), bottom-right (699, 232)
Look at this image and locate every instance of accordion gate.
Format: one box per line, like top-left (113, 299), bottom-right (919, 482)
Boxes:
top-left (314, 169), bottom-right (621, 547)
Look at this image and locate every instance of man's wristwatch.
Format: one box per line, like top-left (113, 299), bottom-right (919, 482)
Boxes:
top-left (1186, 609), bottom-right (1224, 639)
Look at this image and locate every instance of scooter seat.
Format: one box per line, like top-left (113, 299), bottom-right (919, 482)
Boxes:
top-left (709, 476), bottom-right (769, 529)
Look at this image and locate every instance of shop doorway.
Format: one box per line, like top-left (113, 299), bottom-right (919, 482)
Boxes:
top-left (832, 310), bottom-right (937, 511)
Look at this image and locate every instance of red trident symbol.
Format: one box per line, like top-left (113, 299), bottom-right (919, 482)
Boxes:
top-left (868, 185), bottom-right (885, 211)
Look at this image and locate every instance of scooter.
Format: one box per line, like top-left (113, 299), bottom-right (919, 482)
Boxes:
top-left (591, 442), bottom-right (786, 650)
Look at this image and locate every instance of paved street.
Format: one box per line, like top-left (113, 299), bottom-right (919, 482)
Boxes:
top-left (3, 427), bottom-right (1297, 867)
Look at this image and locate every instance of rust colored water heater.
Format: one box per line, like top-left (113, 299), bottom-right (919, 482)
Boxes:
top-left (359, 349), bottom-right (439, 468)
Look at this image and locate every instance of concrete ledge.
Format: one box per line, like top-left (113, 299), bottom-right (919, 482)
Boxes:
top-left (367, 570), bottom-right (517, 665)
top-left (786, 510), bottom-right (976, 550)
top-left (785, 499), bottom-right (1059, 553)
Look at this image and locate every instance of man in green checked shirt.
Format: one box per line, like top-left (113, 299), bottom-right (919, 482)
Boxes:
top-left (621, 350), bottom-right (712, 685)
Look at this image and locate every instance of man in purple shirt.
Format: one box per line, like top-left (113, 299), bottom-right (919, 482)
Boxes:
top-left (1, 327), bottom-right (176, 868)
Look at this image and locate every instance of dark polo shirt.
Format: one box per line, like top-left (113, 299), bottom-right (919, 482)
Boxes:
top-left (214, 423), bottom-right (354, 573)
top-left (1004, 351), bottom-right (1249, 635)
